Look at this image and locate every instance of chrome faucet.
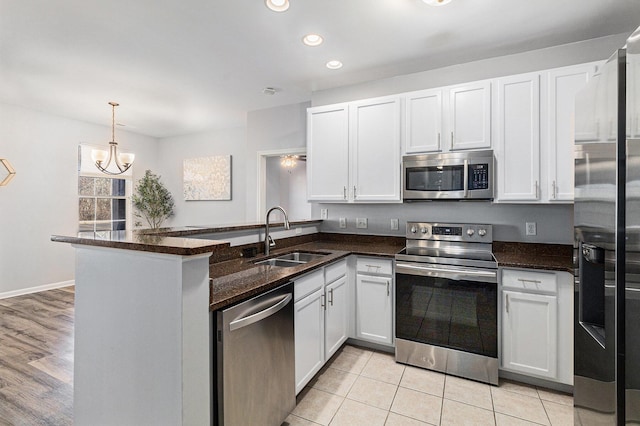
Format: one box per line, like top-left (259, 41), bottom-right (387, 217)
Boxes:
top-left (265, 206), bottom-right (290, 256)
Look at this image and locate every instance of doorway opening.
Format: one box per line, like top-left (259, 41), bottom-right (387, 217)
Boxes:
top-left (257, 148), bottom-right (310, 222)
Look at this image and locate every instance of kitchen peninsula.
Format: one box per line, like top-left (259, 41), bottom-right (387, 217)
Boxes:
top-left (51, 230), bottom-right (227, 425)
top-left (52, 221), bottom-right (572, 425)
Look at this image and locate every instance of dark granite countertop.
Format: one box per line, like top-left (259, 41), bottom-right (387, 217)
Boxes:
top-left (493, 241), bottom-right (573, 273)
top-left (209, 236), bottom-right (575, 311)
top-left (51, 231), bottom-right (229, 256)
top-left (209, 238), bottom-right (405, 311)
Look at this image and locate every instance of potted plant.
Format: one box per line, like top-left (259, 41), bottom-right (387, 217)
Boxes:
top-left (132, 170), bottom-right (175, 229)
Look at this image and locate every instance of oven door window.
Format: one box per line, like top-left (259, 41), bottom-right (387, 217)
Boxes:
top-left (406, 165), bottom-right (464, 192)
top-left (396, 272), bottom-right (497, 358)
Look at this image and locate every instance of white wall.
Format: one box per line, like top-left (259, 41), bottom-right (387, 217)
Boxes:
top-left (246, 102), bottom-right (310, 221)
top-left (0, 102), bottom-right (160, 295)
top-left (157, 127), bottom-right (247, 227)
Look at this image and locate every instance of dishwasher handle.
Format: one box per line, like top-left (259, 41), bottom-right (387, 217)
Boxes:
top-left (229, 293), bottom-right (292, 331)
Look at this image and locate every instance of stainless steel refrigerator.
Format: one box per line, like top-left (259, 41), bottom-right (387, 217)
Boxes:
top-left (574, 25), bottom-right (640, 425)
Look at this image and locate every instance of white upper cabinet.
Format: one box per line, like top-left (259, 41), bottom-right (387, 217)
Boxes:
top-left (495, 61), bottom-right (601, 203)
top-left (350, 97), bottom-right (401, 202)
top-left (547, 63), bottom-right (599, 201)
top-left (495, 73), bottom-right (541, 202)
top-left (403, 81), bottom-right (491, 154)
top-left (307, 104), bottom-right (350, 201)
top-left (449, 81), bottom-right (492, 151)
top-left (307, 96), bottom-right (401, 203)
top-left (404, 89), bottom-right (443, 153)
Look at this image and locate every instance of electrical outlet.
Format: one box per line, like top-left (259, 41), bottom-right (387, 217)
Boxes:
top-left (356, 218), bottom-right (368, 229)
top-left (339, 218), bottom-right (347, 228)
top-left (320, 208), bottom-right (328, 219)
top-left (526, 222), bottom-right (537, 236)
top-left (295, 227), bottom-right (302, 235)
top-left (390, 218), bottom-right (399, 230)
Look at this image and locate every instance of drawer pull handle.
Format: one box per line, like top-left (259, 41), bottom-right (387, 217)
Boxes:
top-left (517, 278), bottom-right (542, 284)
top-left (365, 264), bottom-right (381, 269)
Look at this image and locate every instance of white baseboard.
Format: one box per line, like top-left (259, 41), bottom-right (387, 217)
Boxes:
top-left (0, 280), bottom-right (75, 300)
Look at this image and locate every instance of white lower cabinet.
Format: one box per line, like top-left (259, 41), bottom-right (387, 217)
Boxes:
top-left (502, 290), bottom-right (558, 378)
top-left (500, 268), bottom-right (573, 385)
top-left (325, 275), bottom-right (349, 359)
top-left (294, 286), bottom-right (325, 394)
top-left (294, 260), bottom-right (348, 394)
top-left (355, 257), bottom-right (394, 346)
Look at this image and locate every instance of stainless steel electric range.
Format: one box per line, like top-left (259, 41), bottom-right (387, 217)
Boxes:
top-left (395, 222), bottom-right (498, 385)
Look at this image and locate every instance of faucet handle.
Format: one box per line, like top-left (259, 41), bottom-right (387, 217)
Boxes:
top-left (268, 235), bottom-right (276, 248)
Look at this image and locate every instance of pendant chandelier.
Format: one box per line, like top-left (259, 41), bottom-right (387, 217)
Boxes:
top-left (91, 102), bottom-right (135, 175)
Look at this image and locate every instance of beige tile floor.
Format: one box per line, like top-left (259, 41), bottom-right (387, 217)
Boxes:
top-left (284, 345), bottom-right (573, 426)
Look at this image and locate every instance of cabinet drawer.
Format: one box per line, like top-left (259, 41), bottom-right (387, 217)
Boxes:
top-left (325, 259), bottom-right (347, 284)
top-left (356, 257), bottom-right (393, 276)
top-left (502, 268), bottom-right (557, 294)
top-left (294, 269), bottom-right (325, 302)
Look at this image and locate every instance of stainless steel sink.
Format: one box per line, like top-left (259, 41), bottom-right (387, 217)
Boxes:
top-left (254, 258), bottom-right (304, 268)
top-left (275, 252), bottom-right (327, 262)
top-left (253, 252), bottom-right (328, 268)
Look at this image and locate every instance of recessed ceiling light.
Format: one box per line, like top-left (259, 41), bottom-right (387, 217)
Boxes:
top-left (265, 0), bottom-right (289, 12)
top-left (302, 34), bottom-right (323, 47)
top-left (422, 0), bottom-right (452, 5)
top-left (326, 60), bottom-right (343, 70)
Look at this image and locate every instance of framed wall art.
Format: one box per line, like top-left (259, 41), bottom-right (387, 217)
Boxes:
top-left (183, 155), bottom-right (232, 201)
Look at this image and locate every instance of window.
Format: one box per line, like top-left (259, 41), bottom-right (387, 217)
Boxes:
top-left (78, 176), bottom-right (129, 232)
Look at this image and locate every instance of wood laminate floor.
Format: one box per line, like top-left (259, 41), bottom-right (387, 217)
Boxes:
top-left (0, 287), bottom-right (74, 425)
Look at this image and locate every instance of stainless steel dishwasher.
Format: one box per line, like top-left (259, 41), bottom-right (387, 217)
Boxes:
top-left (215, 282), bottom-right (295, 426)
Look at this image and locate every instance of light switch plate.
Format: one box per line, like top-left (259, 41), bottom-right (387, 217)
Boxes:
top-left (339, 218), bottom-right (347, 228)
top-left (391, 218), bottom-right (399, 230)
top-left (320, 209), bottom-right (328, 219)
top-left (356, 218), bottom-right (368, 229)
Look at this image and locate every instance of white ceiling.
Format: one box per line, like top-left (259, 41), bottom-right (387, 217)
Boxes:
top-left (1, 0), bottom-right (639, 138)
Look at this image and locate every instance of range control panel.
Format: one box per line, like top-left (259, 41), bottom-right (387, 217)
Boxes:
top-left (406, 222), bottom-right (493, 242)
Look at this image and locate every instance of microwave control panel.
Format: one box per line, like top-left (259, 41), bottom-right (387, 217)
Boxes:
top-left (469, 164), bottom-right (489, 190)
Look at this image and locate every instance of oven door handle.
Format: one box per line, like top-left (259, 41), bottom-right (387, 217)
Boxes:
top-left (396, 262), bottom-right (497, 283)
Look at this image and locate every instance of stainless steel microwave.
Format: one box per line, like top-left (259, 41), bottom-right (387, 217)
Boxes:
top-left (402, 150), bottom-right (494, 201)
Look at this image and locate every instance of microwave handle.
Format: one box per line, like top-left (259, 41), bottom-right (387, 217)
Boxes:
top-left (463, 159), bottom-right (469, 198)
